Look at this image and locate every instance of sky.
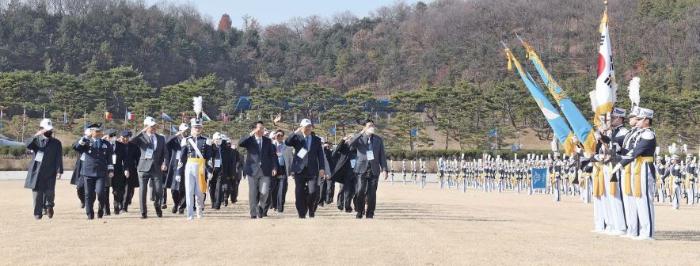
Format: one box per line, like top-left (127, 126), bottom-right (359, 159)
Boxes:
top-left (144, 0), bottom-right (421, 28)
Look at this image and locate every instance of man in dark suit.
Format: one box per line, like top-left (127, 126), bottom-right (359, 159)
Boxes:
top-left (347, 119), bottom-right (388, 219)
top-left (73, 123), bottom-right (114, 220)
top-left (112, 130), bottom-right (133, 215)
top-left (129, 117), bottom-right (169, 218)
top-left (165, 123), bottom-right (188, 214)
top-left (332, 134), bottom-right (356, 213)
top-left (25, 119), bottom-right (63, 219)
top-left (70, 128), bottom-right (90, 209)
top-left (106, 129), bottom-right (126, 215)
top-left (210, 132), bottom-right (234, 210)
top-left (227, 143), bottom-right (244, 205)
top-left (238, 121), bottom-right (278, 219)
top-left (285, 119), bottom-right (326, 218)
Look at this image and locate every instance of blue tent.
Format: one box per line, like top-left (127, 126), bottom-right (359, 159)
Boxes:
top-left (235, 97), bottom-right (252, 112)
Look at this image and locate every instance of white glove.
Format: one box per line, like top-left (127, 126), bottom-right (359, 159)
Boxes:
top-left (175, 175), bottom-right (181, 182)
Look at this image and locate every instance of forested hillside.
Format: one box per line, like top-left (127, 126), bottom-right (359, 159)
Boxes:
top-left (1, 0), bottom-right (699, 150)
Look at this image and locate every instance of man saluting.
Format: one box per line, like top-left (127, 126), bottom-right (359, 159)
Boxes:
top-left (73, 123), bottom-right (114, 220)
top-left (25, 119), bottom-right (63, 220)
top-left (285, 119), bottom-right (325, 219)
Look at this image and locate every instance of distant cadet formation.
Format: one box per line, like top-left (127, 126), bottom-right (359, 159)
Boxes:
top-left (24, 96), bottom-right (389, 221)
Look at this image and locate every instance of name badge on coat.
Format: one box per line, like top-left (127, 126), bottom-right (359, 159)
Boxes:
top-left (80, 153), bottom-right (86, 161)
top-left (144, 148), bottom-right (154, 159)
top-left (351, 159), bottom-right (357, 168)
top-left (34, 151), bottom-right (44, 162)
top-left (214, 159), bottom-right (221, 168)
top-left (112, 154), bottom-right (117, 164)
top-left (296, 148), bottom-right (308, 159)
top-left (367, 150), bottom-right (375, 161)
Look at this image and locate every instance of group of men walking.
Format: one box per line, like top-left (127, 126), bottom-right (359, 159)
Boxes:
top-left (24, 116), bottom-right (389, 221)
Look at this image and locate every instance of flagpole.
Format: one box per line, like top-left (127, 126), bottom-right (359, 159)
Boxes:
top-left (21, 106), bottom-right (26, 142)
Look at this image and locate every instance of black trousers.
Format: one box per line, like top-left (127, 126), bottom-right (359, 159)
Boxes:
top-left (100, 186), bottom-right (111, 213)
top-left (337, 184), bottom-right (344, 209)
top-left (138, 173), bottom-right (163, 216)
top-left (83, 176), bottom-right (105, 217)
top-left (77, 186), bottom-right (85, 206)
top-left (337, 180), bottom-right (355, 211)
top-left (231, 178), bottom-right (241, 203)
top-left (274, 176), bottom-right (288, 212)
top-left (32, 188), bottom-right (55, 216)
top-left (209, 174), bottom-right (224, 208)
top-left (355, 171), bottom-right (379, 217)
top-left (112, 182), bottom-right (125, 210)
top-left (323, 180), bottom-right (335, 204)
top-left (294, 176), bottom-right (319, 218)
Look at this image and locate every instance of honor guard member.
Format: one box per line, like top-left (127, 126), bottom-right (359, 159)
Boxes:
top-left (665, 152), bottom-right (682, 209)
top-left (25, 119), bottom-right (63, 219)
top-left (685, 156), bottom-right (697, 205)
top-left (599, 110), bottom-right (627, 236)
top-left (130, 117), bottom-right (168, 219)
top-left (285, 119), bottom-right (325, 219)
top-left (240, 121), bottom-right (278, 219)
top-left (73, 123), bottom-right (114, 219)
top-left (165, 123), bottom-right (188, 214)
top-left (438, 156), bottom-right (446, 189)
top-left (347, 119), bottom-right (388, 219)
top-left (655, 156), bottom-right (668, 203)
top-left (401, 159), bottom-right (407, 184)
top-left (612, 107), bottom-right (657, 240)
top-left (178, 118), bottom-right (212, 220)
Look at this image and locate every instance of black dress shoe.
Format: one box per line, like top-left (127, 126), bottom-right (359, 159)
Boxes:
top-left (87, 214), bottom-right (94, 220)
top-left (345, 209), bottom-right (352, 213)
top-left (80, 202), bottom-right (85, 209)
top-left (309, 212), bottom-right (315, 218)
top-left (105, 208), bottom-right (111, 216)
top-left (161, 204), bottom-right (167, 209)
top-left (171, 206), bottom-right (178, 214)
top-left (47, 208), bottom-right (54, 219)
top-left (250, 216), bottom-right (257, 219)
top-left (156, 212), bottom-right (163, 218)
top-left (34, 215), bottom-right (42, 220)
top-left (366, 215), bottom-right (374, 219)
top-left (298, 215), bottom-right (306, 219)
top-left (178, 208), bottom-right (185, 214)
top-left (97, 210), bottom-right (104, 219)
top-left (356, 213), bottom-right (363, 219)
top-left (141, 213), bottom-right (147, 219)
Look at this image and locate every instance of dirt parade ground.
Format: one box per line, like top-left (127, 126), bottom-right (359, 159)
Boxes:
top-left (0, 176), bottom-right (698, 265)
